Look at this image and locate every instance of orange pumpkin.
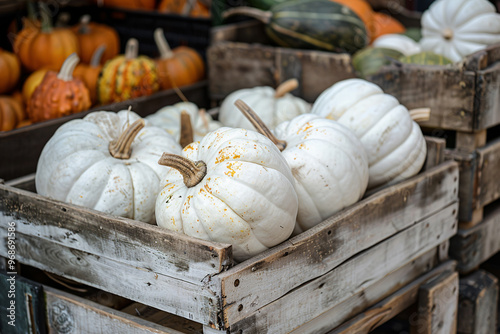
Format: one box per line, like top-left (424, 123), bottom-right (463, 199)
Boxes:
top-left (154, 28), bottom-right (205, 90)
top-left (13, 4), bottom-right (79, 72)
top-left (371, 12), bottom-right (406, 41)
top-left (0, 49), bottom-right (21, 94)
top-left (28, 53), bottom-right (91, 123)
top-left (74, 45), bottom-right (105, 104)
top-left (158, 0), bottom-right (210, 17)
top-left (96, 0), bottom-right (156, 10)
top-left (0, 96), bottom-right (25, 131)
top-left (331, 0), bottom-right (375, 42)
top-left (16, 119), bottom-right (33, 129)
top-left (22, 69), bottom-right (49, 105)
top-left (72, 15), bottom-right (120, 65)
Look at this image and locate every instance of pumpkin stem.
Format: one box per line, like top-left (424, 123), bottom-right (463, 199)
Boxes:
top-left (90, 45), bottom-right (107, 67)
top-left (182, 0), bottom-right (196, 16)
top-left (125, 38), bottom-right (139, 60)
top-left (199, 108), bottom-right (210, 131)
top-left (57, 53), bottom-right (80, 81)
top-left (180, 110), bottom-right (194, 148)
top-left (109, 119), bottom-right (145, 159)
top-left (274, 79), bottom-right (299, 98)
top-left (78, 15), bottom-right (92, 34)
top-left (442, 28), bottom-right (453, 41)
top-left (154, 28), bottom-right (174, 59)
top-left (222, 7), bottom-right (272, 24)
top-left (409, 108), bottom-right (431, 123)
top-left (234, 99), bottom-right (287, 151)
top-left (27, 0), bottom-right (37, 22)
top-left (158, 153), bottom-right (207, 188)
top-left (39, 2), bottom-right (53, 33)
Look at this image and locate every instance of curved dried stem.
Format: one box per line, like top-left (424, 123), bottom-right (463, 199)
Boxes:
top-left (154, 28), bottom-right (173, 59)
top-left (109, 119), bottom-right (145, 159)
top-left (158, 153), bottom-right (207, 188)
top-left (409, 108), bottom-right (431, 123)
top-left (125, 38), bottom-right (139, 60)
top-left (180, 110), bottom-right (194, 148)
top-left (57, 53), bottom-right (80, 81)
top-left (274, 79), bottom-right (299, 98)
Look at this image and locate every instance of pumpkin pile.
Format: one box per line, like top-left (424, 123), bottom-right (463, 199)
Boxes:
top-left (96, 0), bottom-right (211, 17)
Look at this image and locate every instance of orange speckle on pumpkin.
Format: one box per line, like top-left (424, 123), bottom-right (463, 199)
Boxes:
top-left (297, 122), bottom-right (313, 134)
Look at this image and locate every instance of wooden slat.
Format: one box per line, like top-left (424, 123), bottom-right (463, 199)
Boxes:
top-left (219, 161), bottom-right (459, 326)
top-left (0, 229), bottom-right (220, 327)
top-left (477, 137), bottom-right (500, 208)
top-left (44, 286), bottom-right (183, 334)
top-left (0, 81), bottom-right (209, 181)
top-left (457, 270), bottom-right (499, 334)
top-left (329, 263), bottom-right (456, 334)
top-left (210, 20), bottom-right (270, 45)
top-left (225, 203), bottom-right (458, 333)
top-left (449, 202), bottom-right (500, 274)
top-left (475, 62), bottom-right (500, 131)
top-left (0, 184), bottom-right (232, 285)
top-left (411, 271), bottom-right (459, 334)
top-left (424, 136), bottom-right (446, 170)
top-left (289, 247), bottom-right (442, 334)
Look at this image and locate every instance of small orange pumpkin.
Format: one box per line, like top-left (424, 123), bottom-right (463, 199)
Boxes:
top-left (72, 15), bottom-right (120, 65)
top-left (331, 0), bottom-right (375, 42)
top-left (0, 49), bottom-right (21, 94)
top-left (154, 28), bottom-right (205, 91)
top-left (371, 12), bottom-right (406, 41)
top-left (28, 53), bottom-right (91, 123)
top-left (13, 4), bottom-right (80, 72)
top-left (158, 0), bottom-right (210, 17)
top-left (96, 0), bottom-right (156, 10)
top-left (0, 96), bottom-right (25, 131)
top-left (22, 68), bottom-right (49, 105)
top-left (74, 45), bottom-right (106, 104)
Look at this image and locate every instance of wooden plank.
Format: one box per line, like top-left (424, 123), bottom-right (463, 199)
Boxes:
top-left (367, 65), bottom-right (476, 132)
top-left (475, 62), bottom-right (500, 131)
top-left (210, 20), bottom-right (270, 45)
top-left (424, 136), bottom-right (446, 170)
top-left (0, 184), bottom-right (232, 285)
top-left (411, 271), bottom-right (459, 334)
top-left (44, 286), bottom-right (184, 334)
top-left (0, 81), bottom-right (209, 181)
top-left (219, 161), bottom-right (459, 326)
top-left (449, 202), bottom-right (500, 274)
top-left (477, 137), bottom-right (500, 208)
top-left (328, 262), bottom-right (456, 334)
top-left (0, 229), bottom-right (221, 327)
top-left (289, 247), bottom-right (443, 334)
top-left (226, 203), bottom-right (458, 333)
top-left (457, 270), bottom-right (499, 334)
top-left (455, 130), bottom-right (487, 152)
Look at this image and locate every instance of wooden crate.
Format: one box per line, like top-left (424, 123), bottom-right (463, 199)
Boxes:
top-left (0, 137), bottom-right (459, 333)
top-left (0, 81), bottom-right (209, 182)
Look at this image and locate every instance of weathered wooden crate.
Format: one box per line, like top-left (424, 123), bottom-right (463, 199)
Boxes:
top-left (0, 81), bottom-right (209, 182)
top-left (0, 137), bottom-right (459, 333)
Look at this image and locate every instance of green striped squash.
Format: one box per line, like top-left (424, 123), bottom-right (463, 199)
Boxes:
top-left (352, 47), bottom-right (403, 78)
top-left (398, 52), bottom-right (453, 65)
top-left (223, 0), bottom-right (368, 54)
top-left (247, 0), bottom-right (288, 10)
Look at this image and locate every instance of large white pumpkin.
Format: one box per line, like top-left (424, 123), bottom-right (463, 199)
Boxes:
top-left (420, 0), bottom-right (500, 62)
top-left (218, 79), bottom-right (311, 131)
top-left (311, 79), bottom-right (427, 189)
top-left (145, 102), bottom-right (222, 142)
top-left (155, 127), bottom-right (298, 262)
top-left (273, 113), bottom-right (369, 234)
top-left (36, 110), bottom-right (182, 223)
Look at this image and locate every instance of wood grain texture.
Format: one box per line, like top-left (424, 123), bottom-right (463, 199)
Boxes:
top-left (44, 286), bottom-right (183, 334)
top-left (411, 271), bottom-right (458, 334)
top-left (475, 62), bottom-right (500, 131)
top-left (0, 183), bottom-right (232, 285)
top-left (0, 81), bottom-right (209, 181)
top-left (457, 270), bottom-right (499, 334)
top-left (449, 203), bottom-right (500, 274)
top-left (225, 203), bottom-right (458, 333)
top-left (424, 136), bottom-right (446, 170)
top-left (329, 262), bottom-right (456, 334)
top-left (219, 161), bottom-right (459, 326)
top-left (477, 137), bottom-right (500, 208)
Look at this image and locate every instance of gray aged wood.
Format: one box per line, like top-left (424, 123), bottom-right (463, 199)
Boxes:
top-left (477, 138), bottom-right (500, 209)
top-left (457, 270), bottom-right (499, 334)
top-left (328, 262), bottom-right (456, 334)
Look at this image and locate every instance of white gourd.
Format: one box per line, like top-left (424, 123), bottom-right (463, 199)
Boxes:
top-left (36, 110), bottom-right (182, 224)
top-left (311, 79), bottom-right (427, 189)
top-left (420, 0), bottom-right (500, 62)
top-left (146, 102), bottom-right (222, 142)
top-left (155, 127), bottom-right (298, 262)
top-left (218, 79), bottom-right (311, 131)
top-left (372, 34), bottom-right (422, 56)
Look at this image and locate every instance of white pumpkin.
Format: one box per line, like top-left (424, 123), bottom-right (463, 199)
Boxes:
top-left (155, 127), bottom-right (298, 262)
top-left (145, 102), bottom-right (222, 142)
top-left (273, 113), bottom-right (369, 234)
top-left (372, 34), bottom-right (422, 56)
top-left (420, 0), bottom-right (500, 62)
top-left (311, 79), bottom-right (427, 189)
top-left (36, 110), bottom-right (182, 224)
top-left (218, 79), bottom-right (311, 131)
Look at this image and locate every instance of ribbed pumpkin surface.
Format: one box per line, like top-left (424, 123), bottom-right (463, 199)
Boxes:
top-left (0, 96), bottom-right (24, 131)
top-left (399, 52), bottom-right (453, 65)
top-left (98, 56), bottom-right (159, 104)
top-left (266, 0), bottom-right (368, 53)
top-left (156, 47), bottom-right (205, 90)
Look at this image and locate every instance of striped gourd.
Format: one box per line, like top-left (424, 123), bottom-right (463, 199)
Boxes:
top-left (352, 47), bottom-right (403, 78)
top-left (223, 0), bottom-right (368, 54)
top-left (98, 38), bottom-right (159, 105)
top-left (398, 52), bottom-right (453, 65)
